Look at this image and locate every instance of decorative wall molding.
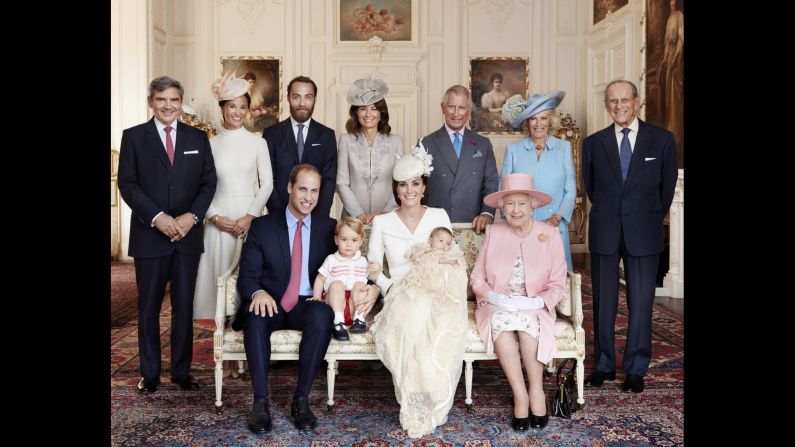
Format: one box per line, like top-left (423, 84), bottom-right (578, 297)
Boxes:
top-left (236, 0), bottom-right (266, 34)
top-left (368, 36), bottom-right (385, 62)
top-left (485, 0), bottom-right (515, 34)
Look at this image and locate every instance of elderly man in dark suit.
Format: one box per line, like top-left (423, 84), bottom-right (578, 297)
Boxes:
top-left (581, 79), bottom-right (678, 394)
top-left (234, 164), bottom-right (337, 434)
top-left (421, 85), bottom-right (499, 232)
top-left (263, 76), bottom-right (337, 217)
top-left (118, 76), bottom-right (217, 395)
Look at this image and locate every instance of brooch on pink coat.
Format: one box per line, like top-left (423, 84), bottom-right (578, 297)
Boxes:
top-left (538, 233), bottom-right (549, 242)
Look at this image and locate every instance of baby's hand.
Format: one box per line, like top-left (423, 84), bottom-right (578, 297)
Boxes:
top-left (367, 260), bottom-right (382, 275)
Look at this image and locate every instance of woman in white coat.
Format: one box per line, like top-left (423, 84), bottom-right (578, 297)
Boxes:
top-left (368, 145), bottom-right (468, 438)
top-left (194, 72), bottom-right (273, 377)
top-left (337, 78), bottom-right (404, 224)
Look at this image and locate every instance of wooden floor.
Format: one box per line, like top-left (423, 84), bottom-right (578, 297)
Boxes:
top-left (571, 252), bottom-right (683, 316)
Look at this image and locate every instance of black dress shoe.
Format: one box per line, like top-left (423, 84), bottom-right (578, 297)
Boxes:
top-left (291, 397), bottom-right (317, 431)
top-left (622, 374), bottom-right (645, 393)
top-left (349, 318), bottom-right (367, 334)
top-left (247, 398), bottom-right (273, 433)
top-left (511, 415), bottom-right (530, 431)
top-left (332, 322), bottom-right (350, 341)
top-left (137, 377), bottom-right (159, 395)
top-left (530, 413), bottom-right (549, 429)
top-left (585, 370), bottom-right (616, 387)
top-left (170, 375), bottom-right (200, 390)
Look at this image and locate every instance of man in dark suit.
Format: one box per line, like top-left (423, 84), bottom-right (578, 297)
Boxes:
top-left (421, 85), bottom-right (499, 232)
top-left (581, 80), bottom-right (678, 393)
top-left (235, 164), bottom-right (337, 433)
top-left (263, 76), bottom-right (337, 217)
top-left (118, 76), bottom-right (217, 395)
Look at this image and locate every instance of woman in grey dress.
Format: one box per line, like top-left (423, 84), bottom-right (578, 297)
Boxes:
top-left (337, 78), bottom-right (405, 224)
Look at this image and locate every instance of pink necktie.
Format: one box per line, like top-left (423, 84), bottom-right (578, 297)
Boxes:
top-left (164, 126), bottom-right (175, 165)
top-left (281, 220), bottom-right (303, 312)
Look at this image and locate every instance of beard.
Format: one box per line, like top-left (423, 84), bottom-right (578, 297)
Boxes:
top-left (290, 103), bottom-right (314, 122)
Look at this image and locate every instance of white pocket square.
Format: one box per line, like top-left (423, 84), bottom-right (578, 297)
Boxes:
top-left (183, 150), bottom-right (199, 154)
top-left (644, 157), bottom-right (656, 161)
top-left (311, 143), bottom-right (321, 146)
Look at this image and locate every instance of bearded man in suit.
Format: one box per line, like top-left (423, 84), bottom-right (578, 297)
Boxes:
top-left (263, 76), bottom-right (337, 217)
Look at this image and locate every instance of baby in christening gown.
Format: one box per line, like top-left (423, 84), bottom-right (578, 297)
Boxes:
top-left (373, 227), bottom-right (469, 438)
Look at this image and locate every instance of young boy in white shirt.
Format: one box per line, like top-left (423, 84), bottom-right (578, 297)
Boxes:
top-left (312, 217), bottom-right (380, 341)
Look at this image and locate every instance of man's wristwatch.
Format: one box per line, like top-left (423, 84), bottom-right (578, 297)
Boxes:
top-left (191, 213), bottom-right (199, 225)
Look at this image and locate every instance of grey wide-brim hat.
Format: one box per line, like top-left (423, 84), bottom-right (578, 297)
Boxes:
top-left (346, 78), bottom-right (389, 106)
top-left (502, 90), bottom-right (566, 129)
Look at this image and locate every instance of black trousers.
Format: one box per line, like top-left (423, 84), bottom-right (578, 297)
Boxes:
top-left (243, 296), bottom-right (334, 400)
top-left (590, 232), bottom-right (659, 377)
top-left (135, 252), bottom-right (200, 380)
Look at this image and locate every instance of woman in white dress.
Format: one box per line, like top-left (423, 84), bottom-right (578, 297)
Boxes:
top-left (194, 72), bottom-right (273, 376)
top-left (337, 78), bottom-right (404, 224)
top-left (368, 143), bottom-right (468, 438)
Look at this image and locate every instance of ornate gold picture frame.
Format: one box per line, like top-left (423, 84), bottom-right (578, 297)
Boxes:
top-left (469, 57), bottom-right (529, 135)
top-left (337, 0), bottom-right (418, 46)
top-left (220, 56), bottom-right (283, 134)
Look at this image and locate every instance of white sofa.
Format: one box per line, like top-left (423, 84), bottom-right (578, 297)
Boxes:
top-left (213, 223), bottom-right (585, 414)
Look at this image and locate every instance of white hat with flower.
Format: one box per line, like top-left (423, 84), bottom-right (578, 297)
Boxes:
top-left (392, 139), bottom-right (434, 181)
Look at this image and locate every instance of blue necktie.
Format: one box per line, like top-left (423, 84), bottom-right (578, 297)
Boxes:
top-left (296, 123), bottom-right (305, 161)
top-left (453, 132), bottom-right (462, 159)
top-left (619, 127), bottom-right (632, 181)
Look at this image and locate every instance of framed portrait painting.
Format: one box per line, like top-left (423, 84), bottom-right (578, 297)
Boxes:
top-left (645, 0), bottom-right (684, 168)
top-left (220, 56), bottom-right (282, 134)
top-left (469, 57), bottom-right (529, 134)
top-left (593, 0), bottom-right (629, 24)
top-left (337, 0), bottom-right (417, 45)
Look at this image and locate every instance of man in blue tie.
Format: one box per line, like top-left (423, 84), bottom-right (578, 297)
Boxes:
top-left (421, 85), bottom-right (499, 233)
top-left (581, 80), bottom-right (678, 394)
top-left (263, 76), bottom-right (338, 217)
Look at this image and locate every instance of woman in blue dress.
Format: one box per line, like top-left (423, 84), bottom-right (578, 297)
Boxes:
top-left (501, 91), bottom-right (576, 271)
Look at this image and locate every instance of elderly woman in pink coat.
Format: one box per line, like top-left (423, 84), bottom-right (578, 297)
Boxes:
top-left (470, 173), bottom-right (567, 432)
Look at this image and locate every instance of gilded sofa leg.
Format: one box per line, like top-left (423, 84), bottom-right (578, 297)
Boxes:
top-left (214, 356), bottom-right (223, 414)
top-left (576, 355), bottom-right (585, 406)
top-left (326, 359), bottom-right (338, 412)
top-left (464, 360), bottom-right (474, 413)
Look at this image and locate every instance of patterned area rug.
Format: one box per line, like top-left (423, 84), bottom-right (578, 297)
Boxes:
top-left (111, 262), bottom-right (139, 327)
top-left (110, 267), bottom-right (684, 446)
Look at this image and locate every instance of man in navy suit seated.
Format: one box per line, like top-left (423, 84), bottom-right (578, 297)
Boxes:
top-left (234, 164), bottom-right (337, 433)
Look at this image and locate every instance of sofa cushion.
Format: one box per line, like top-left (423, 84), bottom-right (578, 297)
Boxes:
top-left (223, 300), bottom-right (576, 354)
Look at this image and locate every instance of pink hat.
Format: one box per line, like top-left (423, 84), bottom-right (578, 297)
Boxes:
top-left (483, 173), bottom-right (552, 209)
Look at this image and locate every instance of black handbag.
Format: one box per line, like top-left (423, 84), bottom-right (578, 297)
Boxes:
top-left (550, 358), bottom-right (578, 418)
